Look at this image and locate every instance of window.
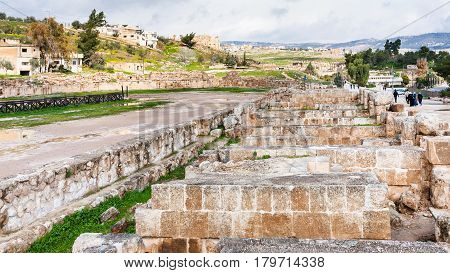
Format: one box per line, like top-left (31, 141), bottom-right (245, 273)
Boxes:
top-left (73, 60), bottom-right (77, 65)
top-left (22, 48), bottom-right (27, 53)
top-left (22, 62), bottom-right (29, 65)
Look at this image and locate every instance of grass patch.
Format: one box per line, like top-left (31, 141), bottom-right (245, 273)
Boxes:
top-left (238, 70), bottom-right (286, 79)
top-left (0, 100), bottom-right (169, 129)
top-left (226, 137), bottom-right (241, 146)
top-left (27, 163), bottom-right (187, 253)
top-left (255, 154), bottom-right (271, 160)
top-left (354, 123), bottom-right (383, 127)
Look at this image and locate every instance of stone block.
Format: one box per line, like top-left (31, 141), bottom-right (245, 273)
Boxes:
top-left (256, 187), bottom-right (272, 212)
top-left (180, 211), bottom-right (208, 238)
top-left (307, 161), bottom-right (330, 174)
top-left (431, 166), bottom-right (450, 209)
top-left (208, 212), bottom-right (232, 238)
top-left (326, 186), bottom-right (346, 212)
top-left (292, 213), bottom-right (331, 239)
top-left (151, 184), bottom-right (170, 210)
top-left (241, 186), bottom-right (256, 211)
top-left (135, 208), bottom-right (161, 237)
top-left (355, 149), bottom-right (376, 168)
top-left (366, 185), bottom-right (388, 209)
top-left (376, 149), bottom-right (401, 169)
top-left (73, 233), bottom-right (145, 253)
top-left (363, 210), bottom-right (391, 239)
top-left (185, 185), bottom-right (202, 210)
top-left (222, 185), bottom-right (241, 211)
top-left (233, 212), bottom-right (262, 238)
top-left (390, 103), bottom-right (404, 112)
top-left (331, 213), bottom-right (363, 239)
top-left (203, 185), bottom-right (222, 210)
top-left (261, 213), bottom-right (292, 237)
top-left (309, 186), bottom-right (326, 212)
top-left (168, 185), bottom-right (185, 211)
top-left (291, 186), bottom-right (310, 212)
top-left (160, 211), bottom-right (181, 238)
top-left (346, 186), bottom-right (365, 211)
top-left (272, 187), bottom-right (291, 212)
top-left (426, 137), bottom-right (450, 165)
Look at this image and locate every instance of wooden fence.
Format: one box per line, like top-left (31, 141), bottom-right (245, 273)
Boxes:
top-left (0, 92), bottom-right (125, 114)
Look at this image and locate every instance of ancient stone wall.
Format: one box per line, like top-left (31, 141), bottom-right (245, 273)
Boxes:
top-left (0, 72), bottom-right (297, 98)
top-left (0, 111), bottom-right (230, 234)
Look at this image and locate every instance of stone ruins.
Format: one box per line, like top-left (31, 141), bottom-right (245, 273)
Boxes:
top-left (1, 87), bottom-right (449, 253)
top-left (134, 87), bottom-right (449, 253)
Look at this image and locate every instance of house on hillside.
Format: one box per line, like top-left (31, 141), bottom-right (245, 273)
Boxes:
top-left (97, 24), bottom-right (158, 49)
top-left (0, 39), bottom-right (40, 76)
top-left (367, 71), bottom-right (403, 87)
top-left (0, 38), bottom-right (84, 75)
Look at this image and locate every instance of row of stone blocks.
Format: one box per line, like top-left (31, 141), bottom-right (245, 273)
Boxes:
top-left (242, 135), bottom-right (379, 147)
top-left (136, 173), bottom-right (391, 253)
top-left (252, 109), bottom-right (370, 119)
top-left (242, 125), bottom-right (386, 138)
top-left (245, 116), bottom-right (376, 127)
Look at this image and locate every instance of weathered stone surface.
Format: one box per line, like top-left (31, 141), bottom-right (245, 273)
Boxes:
top-left (370, 91), bottom-right (393, 106)
top-left (217, 238), bottom-right (448, 253)
top-left (416, 113), bottom-right (448, 136)
top-left (430, 208), bottom-right (450, 243)
top-left (390, 103), bottom-right (404, 112)
top-left (111, 218), bottom-right (129, 233)
top-left (426, 136), bottom-right (450, 165)
top-left (72, 233), bottom-right (145, 253)
top-left (430, 166), bottom-right (450, 209)
top-left (210, 128), bottom-right (223, 138)
top-left (100, 207), bottom-right (120, 223)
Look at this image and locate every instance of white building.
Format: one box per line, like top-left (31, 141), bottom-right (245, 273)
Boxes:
top-left (368, 71), bottom-right (403, 87)
top-left (0, 39), bottom-right (40, 76)
top-left (50, 53), bottom-right (84, 73)
top-left (97, 24), bottom-right (158, 49)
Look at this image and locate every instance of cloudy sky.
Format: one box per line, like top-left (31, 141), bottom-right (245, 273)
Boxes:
top-left (3, 0), bottom-right (450, 43)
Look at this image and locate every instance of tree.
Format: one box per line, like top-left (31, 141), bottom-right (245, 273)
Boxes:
top-left (28, 18), bottom-right (73, 72)
top-left (401, 74), bottom-right (410, 86)
top-left (0, 59), bottom-right (14, 75)
top-left (225, 54), bottom-right (237, 67)
top-left (181, 33), bottom-right (196, 49)
top-left (305, 62), bottom-right (316, 75)
top-left (0, 12), bottom-right (6, 20)
top-left (434, 56), bottom-right (450, 83)
top-left (384, 39), bottom-right (401, 56)
top-left (347, 58), bottom-right (370, 86)
top-left (78, 10), bottom-right (107, 66)
top-left (333, 72), bottom-right (345, 87)
top-left (71, 20), bottom-right (82, 29)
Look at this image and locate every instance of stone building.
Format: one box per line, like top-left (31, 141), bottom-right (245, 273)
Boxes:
top-left (0, 39), bottom-right (40, 76)
top-left (193, 34), bottom-right (221, 50)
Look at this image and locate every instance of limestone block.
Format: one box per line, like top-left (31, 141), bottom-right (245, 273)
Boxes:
top-left (426, 136), bottom-right (450, 165)
top-left (415, 113), bottom-right (449, 136)
top-left (431, 165), bottom-right (450, 209)
top-left (370, 91), bottom-right (393, 106)
top-left (292, 212), bottom-right (331, 239)
top-left (72, 233), bottom-right (145, 253)
top-left (401, 117), bottom-right (417, 141)
top-left (99, 207), bottom-right (119, 223)
top-left (210, 128), bottom-right (223, 138)
top-left (430, 208), bottom-right (450, 243)
top-left (390, 103), bottom-right (404, 112)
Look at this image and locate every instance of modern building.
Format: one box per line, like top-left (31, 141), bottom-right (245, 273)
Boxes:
top-left (97, 24), bottom-right (158, 49)
top-left (367, 71), bottom-right (403, 87)
top-left (0, 39), bottom-right (40, 76)
top-left (0, 38), bottom-right (83, 75)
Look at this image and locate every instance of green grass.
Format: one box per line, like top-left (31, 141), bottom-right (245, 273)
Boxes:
top-left (226, 137), bottom-right (241, 146)
top-left (0, 99), bottom-right (169, 129)
top-left (27, 164), bottom-right (187, 253)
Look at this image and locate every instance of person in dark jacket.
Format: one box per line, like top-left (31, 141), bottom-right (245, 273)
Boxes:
top-left (418, 93), bottom-right (423, 106)
top-left (393, 90), bottom-right (398, 103)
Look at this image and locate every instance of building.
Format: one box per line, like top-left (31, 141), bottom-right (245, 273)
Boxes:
top-left (368, 71), bottom-right (403, 87)
top-left (0, 39), bottom-right (83, 75)
top-left (49, 53), bottom-right (84, 73)
top-left (192, 35), bottom-right (221, 50)
top-left (97, 24), bottom-right (158, 49)
top-left (0, 39), bottom-right (40, 76)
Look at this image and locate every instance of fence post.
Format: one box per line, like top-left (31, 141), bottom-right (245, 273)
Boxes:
top-left (126, 86), bottom-right (129, 98)
top-left (121, 86), bottom-right (124, 99)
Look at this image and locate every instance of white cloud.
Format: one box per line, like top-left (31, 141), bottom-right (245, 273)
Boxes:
top-left (3, 0), bottom-right (450, 42)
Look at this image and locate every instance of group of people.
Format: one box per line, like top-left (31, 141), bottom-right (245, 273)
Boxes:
top-left (393, 90), bottom-right (423, 106)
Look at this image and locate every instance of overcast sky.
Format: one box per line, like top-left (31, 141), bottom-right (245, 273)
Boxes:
top-left (3, 0), bottom-right (450, 43)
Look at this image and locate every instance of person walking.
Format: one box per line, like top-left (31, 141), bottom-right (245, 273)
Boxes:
top-left (405, 90), bottom-right (410, 104)
top-left (418, 93), bottom-right (423, 106)
top-left (393, 90), bottom-right (398, 103)
top-left (412, 92), bottom-right (418, 106)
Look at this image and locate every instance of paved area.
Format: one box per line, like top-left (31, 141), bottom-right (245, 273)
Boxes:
top-left (397, 96), bottom-right (450, 122)
top-left (0, 92), bottom-right (263, 179)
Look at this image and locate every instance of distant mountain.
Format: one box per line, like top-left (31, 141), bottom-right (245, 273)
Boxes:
top-left (223, 33), bottom-right (450, 51)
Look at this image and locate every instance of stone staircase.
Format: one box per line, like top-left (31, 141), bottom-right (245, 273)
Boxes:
top-left (241, 89), bottom-right (385, 147)
top-left (134, 88), bottom-right (406, 253)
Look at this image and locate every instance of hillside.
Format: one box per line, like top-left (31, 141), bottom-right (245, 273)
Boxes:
top-left (224, 32), bottom-right (450, 51)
